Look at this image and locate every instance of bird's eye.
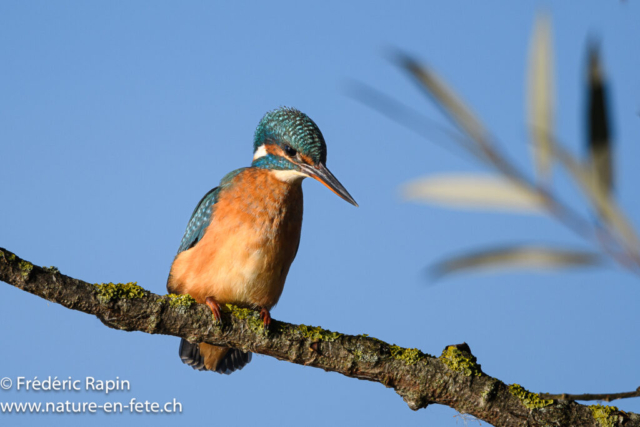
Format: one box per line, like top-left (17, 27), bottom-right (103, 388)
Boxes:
top-left (283, 145), bottom-right (297, 156)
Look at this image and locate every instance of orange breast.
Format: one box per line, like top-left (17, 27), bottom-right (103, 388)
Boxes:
top-left (168, 168), bottom-right (304, 309)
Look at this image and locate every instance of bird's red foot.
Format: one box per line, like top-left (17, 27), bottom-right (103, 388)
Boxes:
top-left (205, 297), bottom-right (222, 323)
top-left (259, 308), bottom-right (271, 330)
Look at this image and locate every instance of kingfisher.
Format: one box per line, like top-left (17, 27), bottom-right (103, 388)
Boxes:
top-left (167, 107), bottom-right (357, 374)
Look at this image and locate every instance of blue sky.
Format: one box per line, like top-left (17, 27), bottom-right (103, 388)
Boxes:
top-left (1, 1), bottom-right (639, 426)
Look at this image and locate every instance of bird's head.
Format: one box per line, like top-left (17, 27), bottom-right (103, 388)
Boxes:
top-left (252, 107), bottom-right (357, 206)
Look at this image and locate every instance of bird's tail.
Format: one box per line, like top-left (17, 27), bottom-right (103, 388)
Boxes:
top-left (178, 339), bottom-right (252, 374)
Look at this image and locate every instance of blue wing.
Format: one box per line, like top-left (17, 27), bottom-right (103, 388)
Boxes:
top-left (175, 168), bottom-right (248, 254)
top-left (176, 187), bottom-right (220, 254)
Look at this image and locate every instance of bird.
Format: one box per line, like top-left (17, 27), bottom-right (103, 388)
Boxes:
top-left (167, 107), bottom-right (357, 374)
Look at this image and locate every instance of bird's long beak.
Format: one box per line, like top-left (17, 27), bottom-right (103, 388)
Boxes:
top-left (301, 163), bottom-right (358, 207)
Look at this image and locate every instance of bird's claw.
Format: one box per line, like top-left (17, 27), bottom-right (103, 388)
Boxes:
top-left (259, 308), bottom-right (271, 330)
top-left (205, 297), bottom-right (222, 323)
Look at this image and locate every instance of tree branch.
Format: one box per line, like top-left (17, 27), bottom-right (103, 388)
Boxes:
top-left (1, 247), bottom-right (638, 427)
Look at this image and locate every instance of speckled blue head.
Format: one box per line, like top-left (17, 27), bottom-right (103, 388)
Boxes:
top-left (253, 107), bottom-right (327, 166)
top-left (251, 107), bottom-right (357, 207)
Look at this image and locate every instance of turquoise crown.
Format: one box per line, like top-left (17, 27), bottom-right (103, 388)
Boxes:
top-left (253, 107), bottom-right (327, 165)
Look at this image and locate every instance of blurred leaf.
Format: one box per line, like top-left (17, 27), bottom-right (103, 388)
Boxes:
top-left (587, 44), bottom-right (613, 194)
top-left (528, 13), bottom-right (555, 182)
top-left (403, 174), bottom-right (544, 213)
top-left (397, 54), bottom-right (493, 156)
top-left (553, 142), bottom-right (639, 255)
top-left (432, 245), bottom-right (601, 279)
top-left (344, 80), bottom-right (481, 159)
top-left (396, 53), bottom-right (523, 181)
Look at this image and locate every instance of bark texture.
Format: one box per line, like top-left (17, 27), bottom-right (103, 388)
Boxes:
top-left (1, 247), bottom-right (637, 427)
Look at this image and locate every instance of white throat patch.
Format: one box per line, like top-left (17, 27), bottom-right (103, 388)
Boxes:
top-left (252, 145), bottom-right (268, 161)
top-left (271, 169), bottom-right (308, 183)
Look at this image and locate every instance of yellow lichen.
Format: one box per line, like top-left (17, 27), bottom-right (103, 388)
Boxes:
top-left (389, 345), bottom-right (425, 365)
top-left (225, 304), bottom-right (254, 320)
top-left (590, 404), bottom-right (619, 427)
top-left (225, 304), bottom-right (267, 335)
top-left (18, 260), bottom-right (33, 279)
top-left (481, 379), bottom-right (500, 402)
top-left (508, 384), bottom-right (553, 409)
top-left (94, 282), bottom-right (145, 303)
top-left (0, 250), bottom-right (16, 262)
top-left (297, 324), bottom-right (342, 342)
top-left (440, 346), bottom-right (483, 377)
top-left (166, 293), bottom-right (196, 309)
